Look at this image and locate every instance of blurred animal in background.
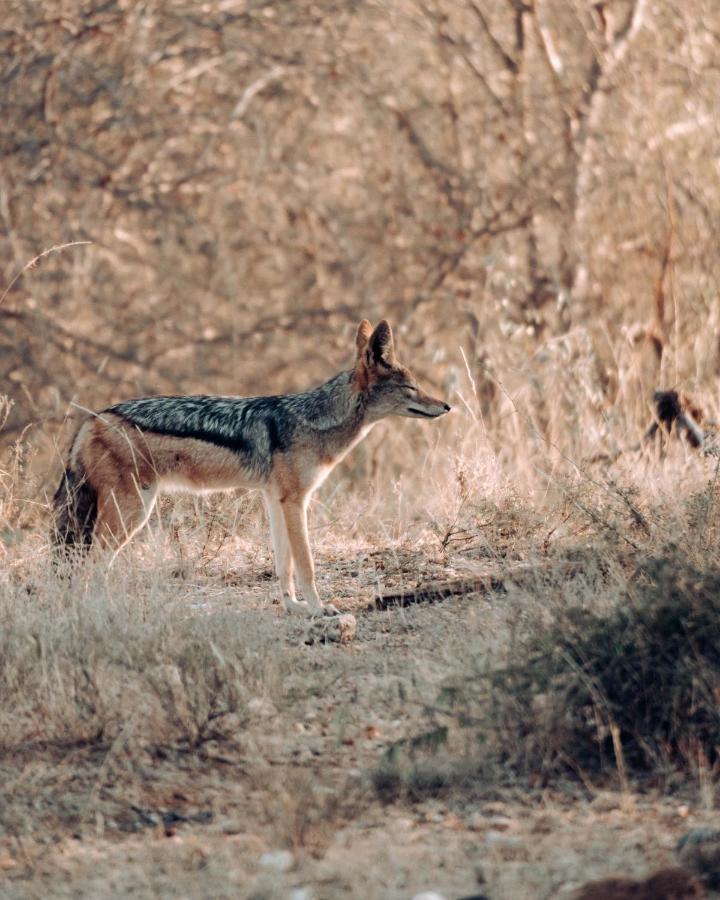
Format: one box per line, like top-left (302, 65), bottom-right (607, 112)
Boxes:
top-left (53, 319), bottom-right (451, 616)
top-left (643, 390), bottom-right (707, 453)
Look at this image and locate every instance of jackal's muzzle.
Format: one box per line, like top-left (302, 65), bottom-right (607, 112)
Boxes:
top-left (404, 393), bottom-right (451, 419)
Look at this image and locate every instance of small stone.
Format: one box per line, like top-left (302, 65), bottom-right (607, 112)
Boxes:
top-left (247, 696), bottom-right (278, 717)
top-left (259, 850), bottom-right (295, 873)
top-left (467, 812), bottom-right (485, 832)
top-left (290, 889), bottom-right (313, 900)
top-left (218, 818), bottom-right (244, 835)
top-left (411, 893), bottom-right (447, 900)
top-left (486, 814), bottom-right (515, 831)
top-left (485, 830), bottom-right (523, 848)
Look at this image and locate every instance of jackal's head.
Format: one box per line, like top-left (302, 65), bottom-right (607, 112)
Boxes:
top-left (354, 319), bottom-right (451, 420)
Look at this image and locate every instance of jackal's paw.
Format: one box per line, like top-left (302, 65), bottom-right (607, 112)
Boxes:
top-left (283, 597), bottom-right (312, 616)
top-left (321, 602), bottom-right (341, 617)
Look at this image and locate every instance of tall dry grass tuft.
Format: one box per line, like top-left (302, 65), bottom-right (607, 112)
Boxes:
top-left (0, 241), bottom-right (92, 309)
top-left (0, 556), bottom-right (286, 754)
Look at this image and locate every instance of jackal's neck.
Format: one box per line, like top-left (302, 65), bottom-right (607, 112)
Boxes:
top-left (294, 370), bottom-right (367, 435)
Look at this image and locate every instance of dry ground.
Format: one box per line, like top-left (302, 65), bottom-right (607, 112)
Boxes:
top-left (2, 429), bottom-right (720, 900)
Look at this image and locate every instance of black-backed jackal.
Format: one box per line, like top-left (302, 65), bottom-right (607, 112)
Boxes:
top-left (53, 320), bottom-right (451, 616)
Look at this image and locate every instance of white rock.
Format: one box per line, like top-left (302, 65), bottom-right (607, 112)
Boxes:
top-left (289, 889), bottom-right (312, 900)
top-left (259, 850), bottom-right (295, 873)
top-left (218, 818), bottom-right (244, 835)
top-left (467, 812), bottom-right (485, 831)
top-left (487, 814), bottom-right (515, 830)
top-left (247, 696), bottom-right (278, 717)
top-left (411, 894), bottom-right (447, 900)
top-left (485, 830), bottom-right (523, 848)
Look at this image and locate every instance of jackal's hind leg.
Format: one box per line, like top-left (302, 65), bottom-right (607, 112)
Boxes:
top-left (280, 498), bottom-right (339, 617)
top-left (94, 479), bottom-right (158, 554)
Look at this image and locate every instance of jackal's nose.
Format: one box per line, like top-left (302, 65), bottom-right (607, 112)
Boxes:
top-left (443, 402), bottom-right (451, 412)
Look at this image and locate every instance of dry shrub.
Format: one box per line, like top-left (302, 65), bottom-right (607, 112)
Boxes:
top-left (489, 550), bottom-right (720, 780)
top-left (258, 768), bottom-right (365, 854)
top-left (370, 538), bottom-right (720, 803)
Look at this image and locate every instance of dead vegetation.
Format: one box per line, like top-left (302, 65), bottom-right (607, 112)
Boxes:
top-left (389, 549), bottom-right (720, 792)
top-left (3, 417), bottom-right (720, 896)
top-left (4, 0), bottom-right (720, 896)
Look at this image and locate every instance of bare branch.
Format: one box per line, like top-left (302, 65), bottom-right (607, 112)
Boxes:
top-left (231, 65), bottom-right (286, 119)
top-left (467, 0), bottom-right (519, 73)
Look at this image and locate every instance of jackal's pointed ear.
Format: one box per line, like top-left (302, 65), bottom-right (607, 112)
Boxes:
top-left (367, 319), bottom-right (395, 368)
top-left (356, 319), bottom-right (373, 358)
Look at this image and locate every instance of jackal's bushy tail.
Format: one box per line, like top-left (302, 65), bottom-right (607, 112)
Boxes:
top-left (52, 464), bottom-right (97, 553)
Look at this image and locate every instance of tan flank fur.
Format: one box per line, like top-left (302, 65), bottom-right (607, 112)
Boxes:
top-left (53, 319), bottom-right (451, 616)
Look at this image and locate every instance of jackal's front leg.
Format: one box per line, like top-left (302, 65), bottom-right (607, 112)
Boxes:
top-left (280, 498), bottom-right (339, 617)
top-left (265, 494), bottom-right (309, 615)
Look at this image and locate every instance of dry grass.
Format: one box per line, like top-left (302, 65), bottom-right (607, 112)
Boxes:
top-left (5, 1), bottom-right (720, 893)
top-left (2, 336), bottom-right (720, 898)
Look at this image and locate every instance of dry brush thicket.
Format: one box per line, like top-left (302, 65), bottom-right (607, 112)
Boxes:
top-left (2, 0), bottom-right (720, 894)
top-left (3, 0), bottom-right (720, 448)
